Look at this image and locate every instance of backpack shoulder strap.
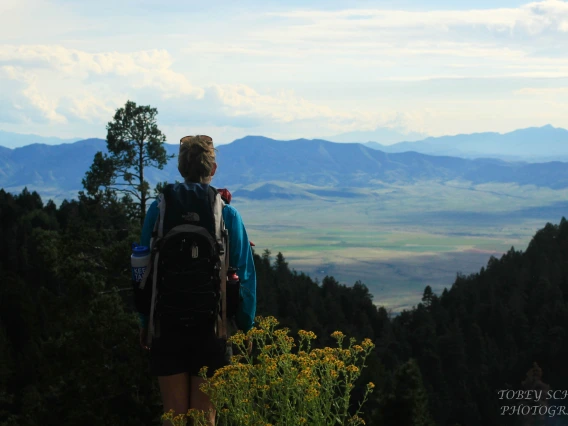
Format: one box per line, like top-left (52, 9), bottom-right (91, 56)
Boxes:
top-left (144, 193), bottom-right (168, 345)
top-left (209, 186), bottom-right (230, 340)
top-left (140, 193), bottom-right (166, 290)
top-left (209, 186), bottom-right (225, 253)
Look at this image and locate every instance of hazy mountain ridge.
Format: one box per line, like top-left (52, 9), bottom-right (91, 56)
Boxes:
top-left (0, 130), bottom-right (82, 149)
top-left (0, 139), bottom-right (105, 191)
top-left (1, 135), bottom-right (567, 203)
top-left (326, 127), bottom-right (428, 144)
top-left (362, 125), bottom-right (568, 162)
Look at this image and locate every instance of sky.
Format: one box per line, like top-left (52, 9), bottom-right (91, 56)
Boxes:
top-left (1, 0), bottom-right (568, 145)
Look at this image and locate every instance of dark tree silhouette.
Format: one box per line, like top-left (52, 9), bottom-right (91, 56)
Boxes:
top-left (82, 100), bottom-right (173, 226)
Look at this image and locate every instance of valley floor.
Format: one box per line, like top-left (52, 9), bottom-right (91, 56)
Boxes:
top-left (233, 181), bottom-right (568, 312)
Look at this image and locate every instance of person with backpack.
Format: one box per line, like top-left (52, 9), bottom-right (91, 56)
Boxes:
top-left (135, 135), bottom-right (257, 426)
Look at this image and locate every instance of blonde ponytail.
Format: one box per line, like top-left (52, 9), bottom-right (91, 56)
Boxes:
top-left (178, 135), bottom-right (216, 183)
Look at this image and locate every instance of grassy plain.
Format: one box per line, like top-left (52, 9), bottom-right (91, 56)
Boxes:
top-left (232, 181), bottom-right (568, 312)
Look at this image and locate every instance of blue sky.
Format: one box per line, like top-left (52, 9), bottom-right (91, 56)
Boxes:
top-left (1, 0), bottom-right (568, 145)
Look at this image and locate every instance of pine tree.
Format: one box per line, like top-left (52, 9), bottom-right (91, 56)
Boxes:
top-left (379, 358), bottom-right (436, 426)
top-left (82, 100), bottom-right (173, 226)
top-left (422, 285), bottom-right (434, 307)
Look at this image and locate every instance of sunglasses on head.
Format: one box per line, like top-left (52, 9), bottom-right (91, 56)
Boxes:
top-left (179, 135), bottom-right (213, 145)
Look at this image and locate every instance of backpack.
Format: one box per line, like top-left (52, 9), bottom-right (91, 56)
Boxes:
top-left (138, 183), bottom-right (230, 346)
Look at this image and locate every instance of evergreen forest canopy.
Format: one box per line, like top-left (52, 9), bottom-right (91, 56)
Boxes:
top-left (1, 186), bottom-right (567, 426)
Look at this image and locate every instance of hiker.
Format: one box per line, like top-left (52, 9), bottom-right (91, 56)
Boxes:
top-left (137, 135), bottom-right (257, 426)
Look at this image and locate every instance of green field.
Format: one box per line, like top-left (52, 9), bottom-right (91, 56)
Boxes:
top-left (232, 180), bottom-right (568, 312)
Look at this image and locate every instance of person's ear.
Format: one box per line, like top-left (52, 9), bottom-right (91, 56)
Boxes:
top-left (211, 162), bottom-right (217, 177)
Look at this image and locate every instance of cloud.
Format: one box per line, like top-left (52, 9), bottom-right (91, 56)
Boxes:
top-left (0, 45), bottom-right (206, 127)
top-left (57, 92), bottom-right (124, 124)
top-left (179, 1), bottom-right (568, 84)
top-left (245, 1), bottom-right (568, 69)
top-left (514, 87), bottom-right (568, 95)
top-left (0, 44), bottom-right (396, 134)
top-left (0, 65), bottom-right (66, 124)
top-left (267, 0), bottom-right (568, 35)
top-left (2, 1), bottom-right (568, 140)
top-left (183, 41), bottom-right (526, 61)
top-left (204, 84), bottom-right (351, 123)
top-left (0, 45), bottom-right (203, 98)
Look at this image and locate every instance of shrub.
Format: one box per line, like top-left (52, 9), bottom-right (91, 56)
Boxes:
top-left (163, 316), bottom-right (375, 425)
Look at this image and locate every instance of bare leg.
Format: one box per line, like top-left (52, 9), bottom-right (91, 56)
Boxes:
top-left (158, 373), bottom-right (191, 426)
top-left (190, 376), bottom-right (215, 425)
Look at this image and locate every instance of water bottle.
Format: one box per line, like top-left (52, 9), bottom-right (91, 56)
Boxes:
top-left (131, 243), bottom-right (150, 289)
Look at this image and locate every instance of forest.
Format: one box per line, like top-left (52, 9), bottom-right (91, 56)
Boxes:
top-left (0, 184), bottom-right (567, 425)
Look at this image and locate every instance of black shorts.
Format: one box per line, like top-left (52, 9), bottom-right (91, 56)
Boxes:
top-left (149, 321), bottom-right (231, 377)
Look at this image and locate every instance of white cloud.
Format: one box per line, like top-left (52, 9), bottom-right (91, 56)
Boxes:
top-left (514, 87), bottom-right (568, 95)
top-left (0, 45), bottom-right (203, 98)
top-left (268, 0), bottom-right (568, 35)
top-left (183, 41), bottom-right (527, 61)
top-left (0, 65), bottom-right (66, 124)
top-left (205, 84), bottom-right (353, 123)
top-left (57, 92), bottom-right (124, 123)
top-left (2, 1), bottom-right (568, 141)
top-left (178, 1), bottom-right (568, 86)
top-left (0, 44), bottom-right (399, 135)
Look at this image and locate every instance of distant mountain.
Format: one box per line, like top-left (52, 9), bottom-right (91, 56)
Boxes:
top-left (214, 136), bottom-right (568, 189)
top-left (0, 130), bottom-right (82, 149)
top-left (363, 125), bottom-right (568, 162)
top-left (1, 135), bottom-right (568, 203)
top-left (327, 127), bottom-right (427, 144)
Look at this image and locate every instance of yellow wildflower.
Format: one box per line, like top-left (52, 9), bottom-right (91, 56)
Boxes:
top-left (331, 331), bottom-right (345, 339)
top-left (346, 365), bottom-right (360, 374)
top-left (298, 330), bottom-right (317, 340)
top-left (352, 345), bottom-right (364, 353)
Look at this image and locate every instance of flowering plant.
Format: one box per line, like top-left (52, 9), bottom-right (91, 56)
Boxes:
top-left (162, 316), bottom-right (375, 425)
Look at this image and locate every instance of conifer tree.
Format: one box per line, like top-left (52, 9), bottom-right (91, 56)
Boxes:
top-left (379, 358), bottom-right (436, 426)
top-left (82, 100), bottom-right (173, 226)
top-left (422, 285), bottom-right (434, 307)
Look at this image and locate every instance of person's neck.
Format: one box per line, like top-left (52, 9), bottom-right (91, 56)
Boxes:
top-left (184, 180), bottom-right (210, 185)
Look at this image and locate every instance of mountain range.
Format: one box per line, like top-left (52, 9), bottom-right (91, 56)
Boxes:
top-left (360, 125), bottom-right (568, 162)
top-left (1, 134), bottom-right (567, 203)
top-left (1, 124), bottom-right (564, 162)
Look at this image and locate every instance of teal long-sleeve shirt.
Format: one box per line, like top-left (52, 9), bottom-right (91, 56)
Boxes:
top-left (138, 184), bottom-right (257, 332)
